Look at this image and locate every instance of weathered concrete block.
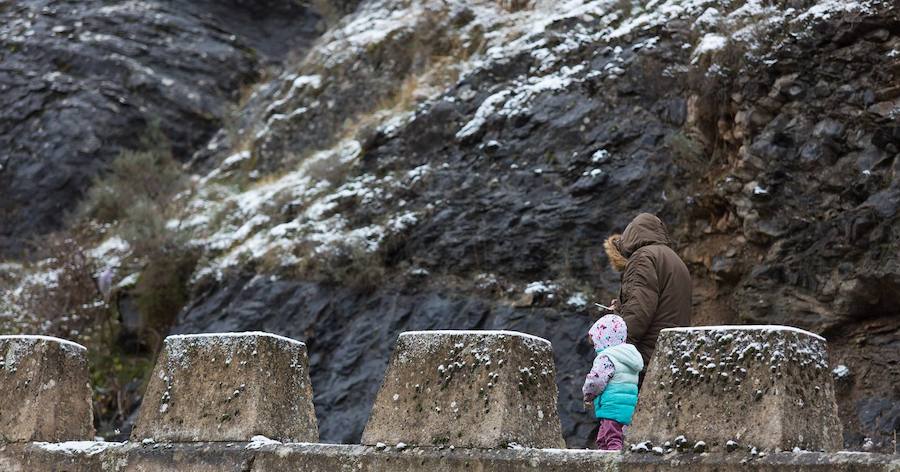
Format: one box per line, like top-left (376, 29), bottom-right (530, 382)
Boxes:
top-left (0, 335), bottom-right (94, 442)
top-left (132, 332), bottom-right (318, 442)
top-left (362, 330), bottom-right (564, 448)
top-left (629, 326), bottom-right (842, 452)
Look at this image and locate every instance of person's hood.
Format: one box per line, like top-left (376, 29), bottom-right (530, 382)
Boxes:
top-left (589, 314), bottom-right (627, 352)
top-left (617, 213), bottom-right (669, 258)
top-left (601, 343), bottom-right (645, 372)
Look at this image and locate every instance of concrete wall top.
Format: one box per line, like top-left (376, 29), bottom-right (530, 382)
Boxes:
top-left (661, 325), bottom-right (825, 341)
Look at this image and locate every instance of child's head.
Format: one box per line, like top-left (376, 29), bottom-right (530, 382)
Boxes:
top-left (588, 314), bottom-right (627, 352)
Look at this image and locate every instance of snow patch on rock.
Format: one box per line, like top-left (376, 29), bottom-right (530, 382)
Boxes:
top-left (33, 441), bottom-right (121, 456)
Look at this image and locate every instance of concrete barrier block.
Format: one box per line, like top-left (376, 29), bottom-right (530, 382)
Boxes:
top-left (132, 332), bottom-right (318, 442)
top-left (362, 330), bottom-right (564, 449)
top-left (0, 335), bottom-right (94, 442)
top-left (629, 326), bottom-right (842, 452)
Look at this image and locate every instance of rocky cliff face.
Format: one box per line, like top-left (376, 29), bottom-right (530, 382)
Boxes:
top-left (0, 0), bottom-right (323, 255)
top-left (1, 0), bottom-right (897, 451)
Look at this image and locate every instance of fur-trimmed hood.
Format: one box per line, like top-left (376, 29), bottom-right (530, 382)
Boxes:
top-left (603, 234), bottom-right (627, 272)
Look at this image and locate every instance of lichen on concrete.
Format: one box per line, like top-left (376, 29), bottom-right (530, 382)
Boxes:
top-left (131, 331), bottom-right (318, 443)
top-left (629, 326), bottom-right (842, 452)
top-left (0, 335), bottom-right (94, 443)
top-left (362, 330), bottom-right (563, 449)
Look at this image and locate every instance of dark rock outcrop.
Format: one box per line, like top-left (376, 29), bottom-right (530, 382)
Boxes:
top-left (0, 0), bottom-right (322, 256)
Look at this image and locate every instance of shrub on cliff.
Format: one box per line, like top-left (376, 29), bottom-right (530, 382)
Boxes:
top-left (79, 128), bottom-right (185, 226)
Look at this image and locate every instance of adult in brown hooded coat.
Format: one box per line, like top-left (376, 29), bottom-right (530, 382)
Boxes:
top-left (603, 213), bottom-right (691, 367)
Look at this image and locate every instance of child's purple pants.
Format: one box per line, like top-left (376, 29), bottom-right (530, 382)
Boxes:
top-left (595, 419), bottom-right (624, 450)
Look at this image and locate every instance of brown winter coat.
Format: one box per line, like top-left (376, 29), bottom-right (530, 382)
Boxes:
top-left (605, 213), bottom-right (691, 366)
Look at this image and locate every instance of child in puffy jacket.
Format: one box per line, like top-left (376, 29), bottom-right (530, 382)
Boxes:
top-left (582, 314), bottom-right (644, 450)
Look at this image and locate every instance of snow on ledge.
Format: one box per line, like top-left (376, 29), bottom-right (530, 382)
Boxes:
top-left (662, 325), bottom-right (825, 342)
top-left (0, 335), bottom-right (87, 351)
top-left (400, 330), bottom-right (551, 346)
top-left (32, 441), bottom-right (123, 456)
top-left (165, 331), bottom-right (305, 347)
top-left (246, 435), bottom-right (283, 450)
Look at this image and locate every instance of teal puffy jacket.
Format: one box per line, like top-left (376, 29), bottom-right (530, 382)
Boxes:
top-left (592, 343), bottom-right (643, 424)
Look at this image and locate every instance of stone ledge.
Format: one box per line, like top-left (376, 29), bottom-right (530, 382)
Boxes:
top-left (1, 442), bottom-right (896, 472)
